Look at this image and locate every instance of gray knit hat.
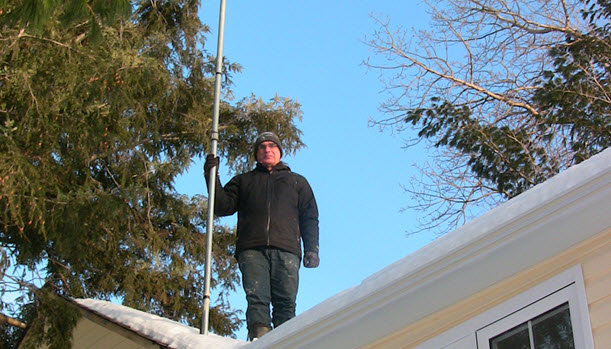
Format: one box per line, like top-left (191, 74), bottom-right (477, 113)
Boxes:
top-left (253, 132), bottom-right (283, 158)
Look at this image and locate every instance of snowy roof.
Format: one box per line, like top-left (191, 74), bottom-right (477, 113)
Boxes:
top-left (247, 147), bottom-right (611, 348)
top-left (72, 147), bottom-right (611, 349)
top-left (72, 298), bottom-right (247, 349)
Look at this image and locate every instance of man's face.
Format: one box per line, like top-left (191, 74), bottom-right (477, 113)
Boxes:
top-left (256, 141), bottom-right (281, 169)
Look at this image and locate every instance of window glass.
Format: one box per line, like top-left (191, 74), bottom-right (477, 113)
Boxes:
top-left (489, 303), bottom-right (575, 349)
top-left (490, 323), bottom-right (530, 349)
top-left (532, 304), bottom-right (574, 349)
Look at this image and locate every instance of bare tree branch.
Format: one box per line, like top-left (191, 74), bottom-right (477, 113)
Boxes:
top-left (365, 0), bottom-right (598, 234)
top-left (0, 313), bottom-right (27, 329)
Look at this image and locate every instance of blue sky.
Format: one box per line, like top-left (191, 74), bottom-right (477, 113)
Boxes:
top-left (176, 0), bottom-right (438, 339)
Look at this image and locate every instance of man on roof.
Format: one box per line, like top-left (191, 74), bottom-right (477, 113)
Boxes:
top-left (204, 131), bottom-right (320, 341)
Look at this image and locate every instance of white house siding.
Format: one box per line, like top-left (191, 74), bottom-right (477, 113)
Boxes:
top-left (363, 228), bottom-right (610, 349)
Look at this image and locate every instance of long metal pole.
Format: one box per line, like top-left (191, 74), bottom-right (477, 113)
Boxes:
top-left (201, 0), bottom-right (227, 335)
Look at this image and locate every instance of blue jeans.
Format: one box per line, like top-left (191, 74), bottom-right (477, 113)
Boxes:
top-left (238, 248), bottom-right (300, 330)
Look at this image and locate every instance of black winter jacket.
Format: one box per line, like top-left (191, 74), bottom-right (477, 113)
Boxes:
top-left (211, 161), bottom-right (319, 257)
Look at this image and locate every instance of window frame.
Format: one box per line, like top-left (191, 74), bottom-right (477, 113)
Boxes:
top-left (477, 285), bottom-right (576, 348)
top-left (413, 265), bottom-right (595, 349)
top-left (475, 266), bottom-right (594, 349)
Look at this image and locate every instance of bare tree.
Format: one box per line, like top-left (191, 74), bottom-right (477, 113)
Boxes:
top-left (365, 0), bottom-right (608, 234)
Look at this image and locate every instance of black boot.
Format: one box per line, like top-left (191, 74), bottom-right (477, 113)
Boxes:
top-left (248, 325), bottom-right (272, 341)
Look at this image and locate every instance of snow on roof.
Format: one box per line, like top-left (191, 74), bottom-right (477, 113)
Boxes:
top-left (72, 148), bottom-right (611, 349)
top-left (72, 298), bottom-right (248, 349)
top-left (244, 147), bottom-right (611, 348)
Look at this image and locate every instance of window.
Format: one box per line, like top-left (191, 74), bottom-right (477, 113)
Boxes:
top-left (489, 303), bottom-right (574, 349)
top-left (476, 278), bottom-right (592, 349)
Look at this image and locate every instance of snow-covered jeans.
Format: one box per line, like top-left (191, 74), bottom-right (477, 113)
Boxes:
top-left (238, 248), bottom-right (300, 330)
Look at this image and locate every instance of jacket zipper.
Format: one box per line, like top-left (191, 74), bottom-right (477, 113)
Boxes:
top-left (266, 171), bottom-right (272, 246)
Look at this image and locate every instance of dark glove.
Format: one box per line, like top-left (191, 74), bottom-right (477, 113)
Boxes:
top-left (303, 251), bottom-right (319, 268)
top-left (204, 154), bottom-right (219, 175)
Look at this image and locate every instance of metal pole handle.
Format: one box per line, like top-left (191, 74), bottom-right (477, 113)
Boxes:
top-left (201, 0), bottom-right (227, 335)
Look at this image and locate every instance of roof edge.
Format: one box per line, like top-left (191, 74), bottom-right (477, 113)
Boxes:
top-left (252, 148), bottom-right (611, 348)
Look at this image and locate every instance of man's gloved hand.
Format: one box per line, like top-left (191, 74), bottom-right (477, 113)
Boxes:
top-left (204, 154), bottom-right (219, 175)
top-left (303, 251), bottom-right (319, 268)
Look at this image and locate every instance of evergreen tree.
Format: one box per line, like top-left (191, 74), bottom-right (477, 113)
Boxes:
top-left (533, 0), bottom-right (611, 163)
top-left (0, 0), bottom-right (305, 346)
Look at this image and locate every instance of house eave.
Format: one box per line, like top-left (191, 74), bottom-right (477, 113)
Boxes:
top-left (251, 148), bottom-right (611, 349)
